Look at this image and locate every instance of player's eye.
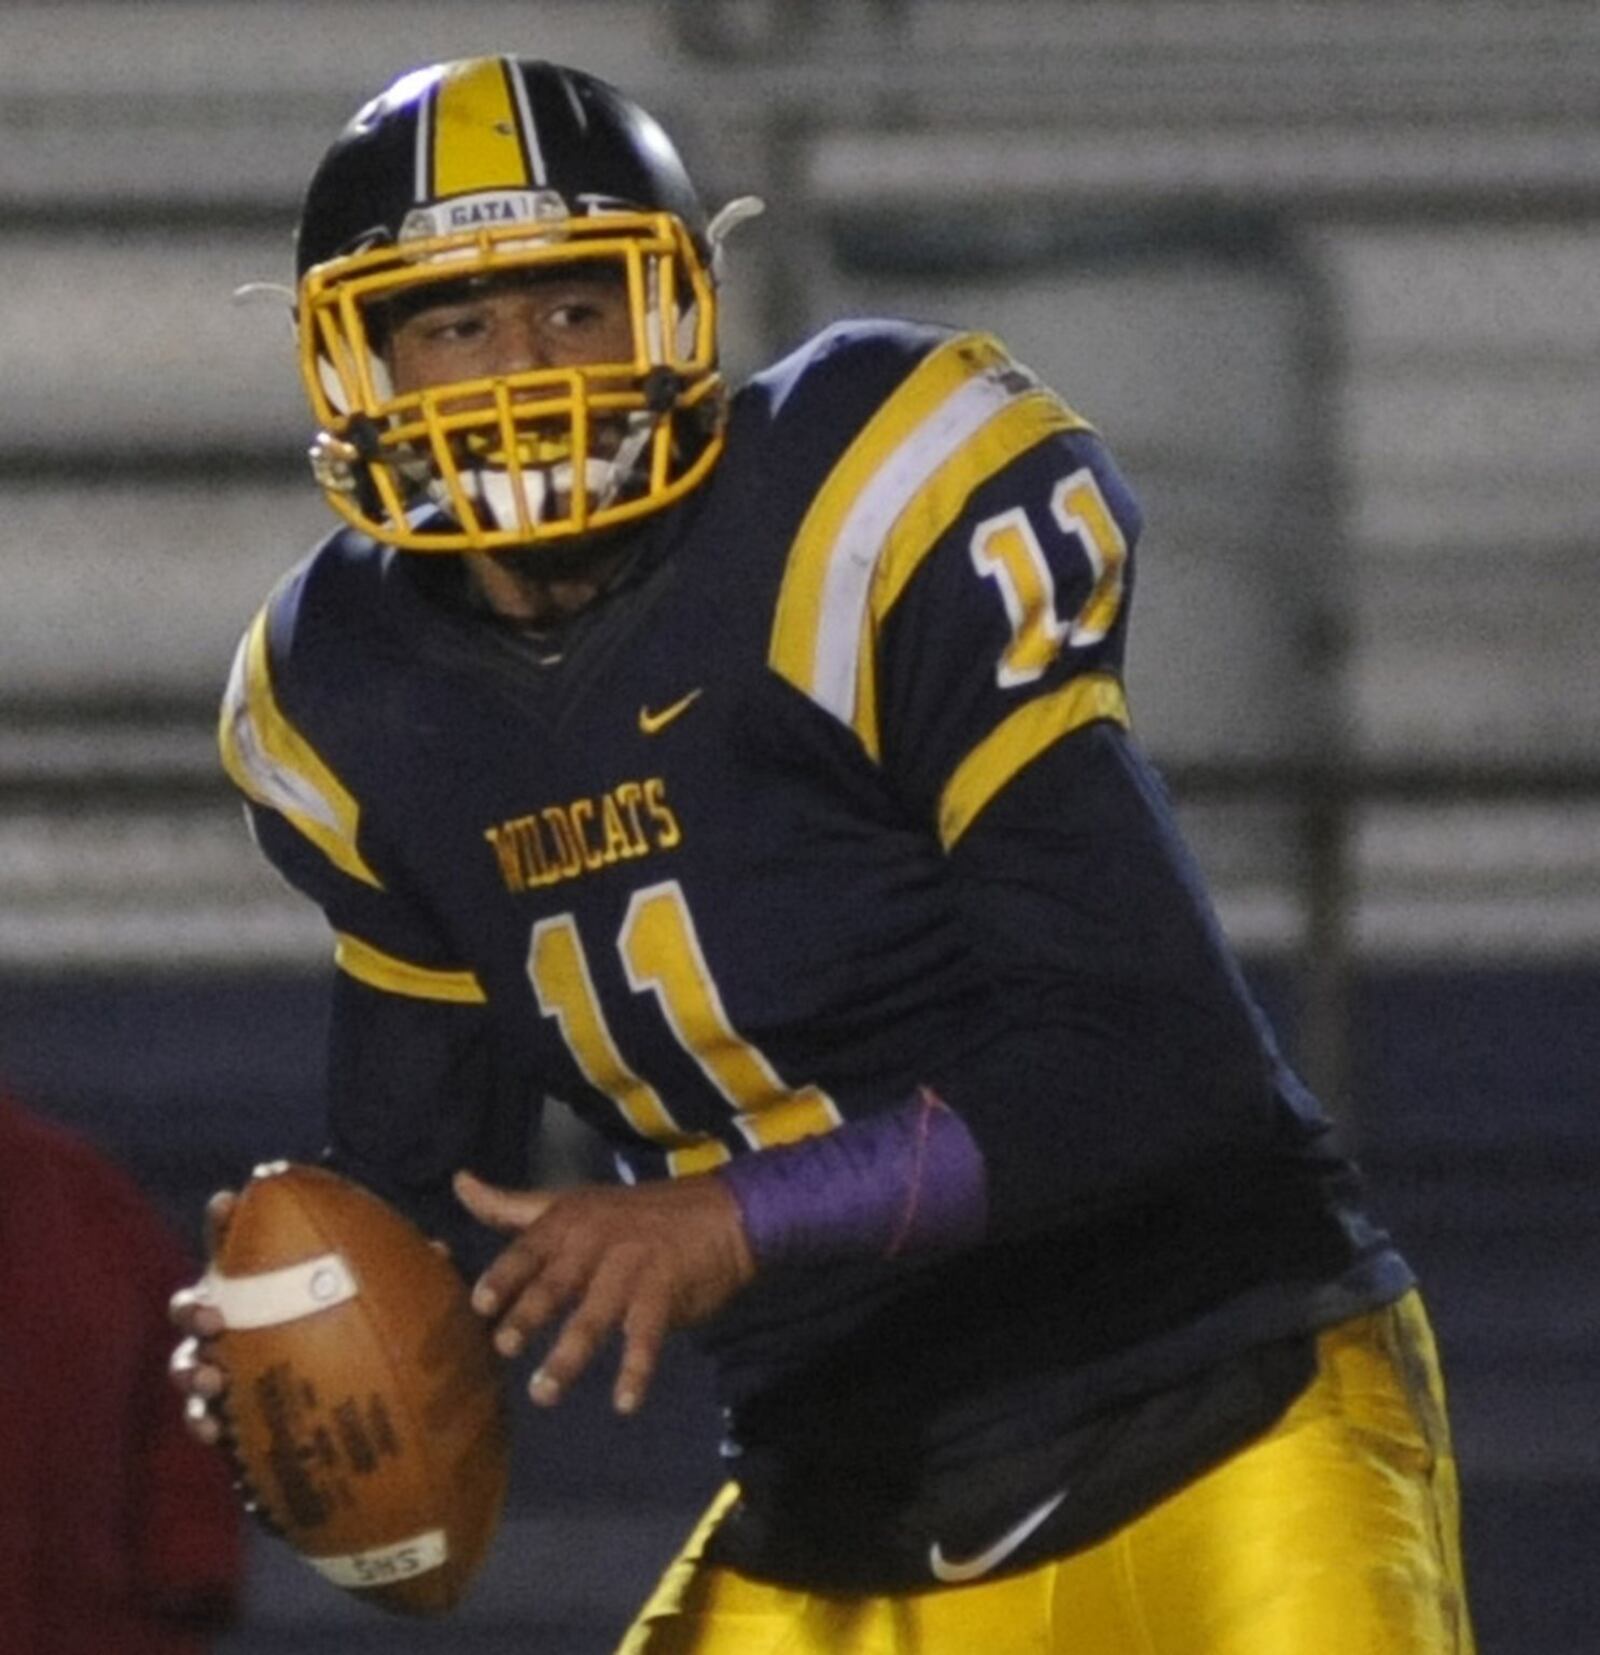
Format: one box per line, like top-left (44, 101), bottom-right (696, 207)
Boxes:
top-left (545, 299), bottom-right (610, 331)
top-left (420, 310), bottom-right (490, 343)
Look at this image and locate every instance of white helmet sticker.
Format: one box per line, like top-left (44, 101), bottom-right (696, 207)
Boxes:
top-left (399, 189), bottom-right (570, 242)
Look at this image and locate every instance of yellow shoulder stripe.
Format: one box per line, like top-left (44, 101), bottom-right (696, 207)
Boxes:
top-left (218, 608), bottom-right (384, 890)
top-left (868, 391), bottom-right (1089, 625)
top-left (852, 389), bottom-right (1089, 758)
top-left (334, 933), bottom-right (488, 1004)
top-left (768, 330), bottom-right (1090, 758)
top-left (771, 332), bottom-right (1013, 702)
top-left (938, 672), bottom-right (1129, 849)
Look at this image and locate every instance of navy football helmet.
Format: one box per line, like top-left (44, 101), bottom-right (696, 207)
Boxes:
top-left (295, 58), bottom-right (745, 553)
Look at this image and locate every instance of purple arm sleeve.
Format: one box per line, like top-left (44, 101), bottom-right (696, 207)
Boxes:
top-left (716, 1087), bottom-right (988, 1267)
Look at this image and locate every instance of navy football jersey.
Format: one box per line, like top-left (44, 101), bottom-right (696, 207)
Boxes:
top-left (221, 320), bottom-right (1411, 1581)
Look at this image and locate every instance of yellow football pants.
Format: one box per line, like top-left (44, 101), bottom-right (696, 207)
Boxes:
top-left (619, 1291), bottom-right (1474, 1654)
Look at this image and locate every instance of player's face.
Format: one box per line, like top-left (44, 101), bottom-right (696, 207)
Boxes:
top-left (385, 271), bottom-right (636, 394)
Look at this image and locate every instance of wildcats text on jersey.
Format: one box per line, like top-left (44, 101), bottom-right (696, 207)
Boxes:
top-left (484, 777), bottom-right (682, 894)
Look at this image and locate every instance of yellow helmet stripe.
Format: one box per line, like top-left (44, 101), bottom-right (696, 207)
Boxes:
top-left (938, 671), bottom-right (1129, 849)
top-left (218, 608), bottom-right (383, 890)
top-left (430, 57), bottom-right (534, 199)
top-left (334, 932), bottom-right (487, 1004)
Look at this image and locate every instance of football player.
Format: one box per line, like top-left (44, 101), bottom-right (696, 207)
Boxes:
top-left (171, 56), bottom-right (1475, 1652)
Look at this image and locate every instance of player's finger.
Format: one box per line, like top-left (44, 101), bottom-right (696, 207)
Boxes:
top-left (466, 1203), bottom-right (578, 1319)
top-left (489, 1248), bottom-right (593, 1356)
top-left (168, 1333), bottom-right (228, 1397)
top-left (203, 1189), bottom-right (237, 1254)
top-left (168, 1282), bottom-right (225, 1338)
top-left (613, 1292), bottom-right (671, 1416)
top-left (453, 1169), bottom-right (555, 1236)
top-left (171, 1338), bottom-right (228, 1444)
top-left (168, 1333), bottom-right (203, 1387)
top-left (470, 1226), bottom-right (549, 1319)
top-left (184, 1392), bottom-right (223, 1445)
top-left (527, 1259), bottom-right (638, 1406)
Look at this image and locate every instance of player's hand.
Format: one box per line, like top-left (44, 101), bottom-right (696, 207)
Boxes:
top-left (167, 1188), bottom-right (237, 1445)
top-left (453, 1169), bottom-right (755, 1417)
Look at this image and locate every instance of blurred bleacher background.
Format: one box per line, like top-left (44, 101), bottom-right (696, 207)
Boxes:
top-left (1, 1), bottom-right (1597, 1649)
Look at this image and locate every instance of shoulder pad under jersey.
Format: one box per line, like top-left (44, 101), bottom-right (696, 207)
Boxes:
top-left (217, 526), bottom-right (397, 891)
top-left (734, 318), bottom-right (1009, 480)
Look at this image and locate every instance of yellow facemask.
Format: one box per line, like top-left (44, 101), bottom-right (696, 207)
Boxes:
top-left (299, 212), bottom-right (726, 553)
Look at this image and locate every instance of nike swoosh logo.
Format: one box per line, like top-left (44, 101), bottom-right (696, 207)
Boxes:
top-left (927, 1488), bottom-right (1068, 1584)
top-left (638, 688), bottom-right (703, 734)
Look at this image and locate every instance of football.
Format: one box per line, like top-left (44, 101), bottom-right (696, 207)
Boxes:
top-left (204, 1161), bottom-right (509, 1615)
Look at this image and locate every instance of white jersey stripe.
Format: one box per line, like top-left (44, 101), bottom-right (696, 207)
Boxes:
top-left (223, 687), bottom-right (341, 840)
top-left (217, 611), bottom-right (383, 889)
top-left (810, 370), bottom-right (1034, 725)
